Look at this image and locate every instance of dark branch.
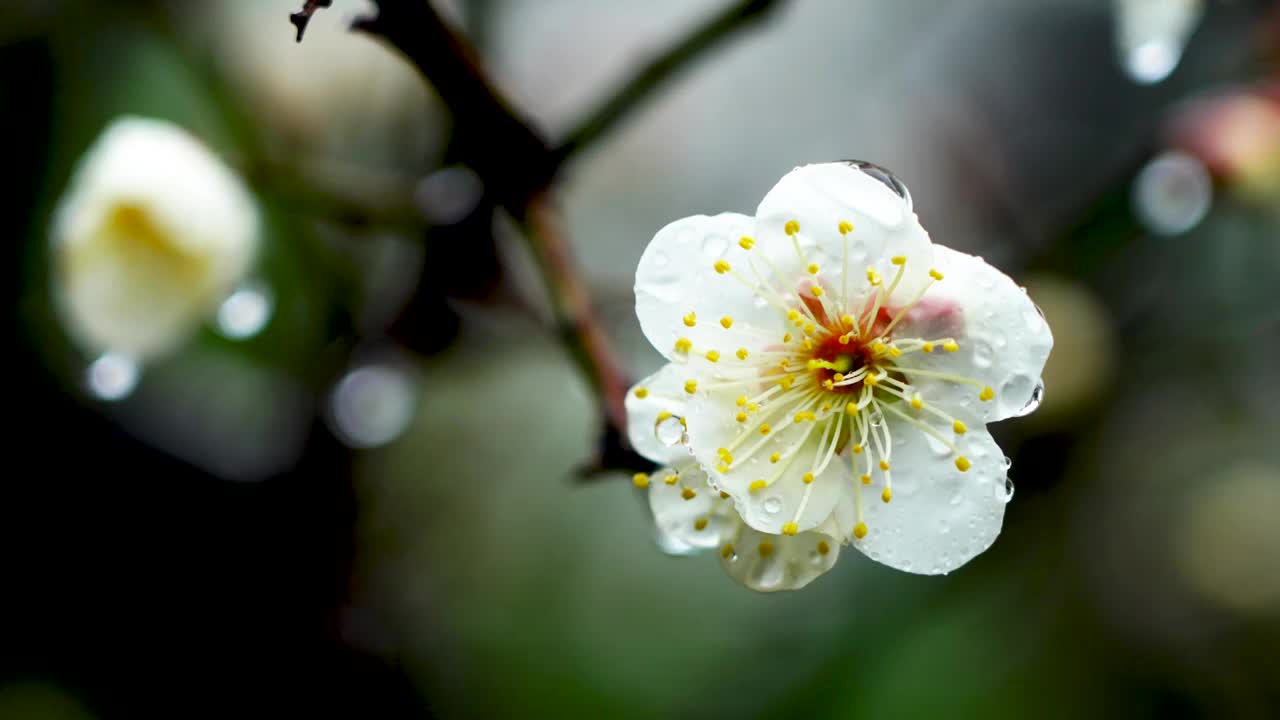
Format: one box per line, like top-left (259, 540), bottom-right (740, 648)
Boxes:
top-left (553, 0), bottom-right (786, 166)
top-left (351, 1), bottom-right (557, 213)
top-left (289, 0), bottom-right (332, 43)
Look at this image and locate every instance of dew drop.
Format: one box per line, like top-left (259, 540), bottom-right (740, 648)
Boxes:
top-left (841, 160), bottom-right (913, 212)
top-left (868, 407), bottom-right (885, 427)
top-left (999, 478), bottom-right (1015, 503)
top-left (86, 352), bottom-right (140, 402)
top-left (763, 496), bottom-right (783, 514)
top-left (1012, 380), bottom-right (1045, 418)
top-left (701, 234), bottom-right (729, 257)
top-left (654, 414), bottom-right (685, 446)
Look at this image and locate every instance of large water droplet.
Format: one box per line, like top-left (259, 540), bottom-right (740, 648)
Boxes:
top-left (215, 282), bottom-right (274, 340)
top-left (763, 496), bottom-right (783, 514)
top-left (868, 407), bottom-right (885, 427)
top-left (1132, 151), bottom-right (1211, 236)
top-left (841, 160), bottom-right (913, 212)
top-left (999, 477), bottom-right (1015, 503)
top-left (1012, 380), bottom-right (1045, 418)
top-left (654, 414), bottom-right (685, 446)
top-left (86, 352), bottom-right (140, 402)
top-left (701, 234), bottom-right (729, 257)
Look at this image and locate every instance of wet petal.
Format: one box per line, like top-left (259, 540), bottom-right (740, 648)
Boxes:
top-left (625, 363), bottom-right (695, 467)
top-left (649, 464), bottom-right (734, 554)
top-left (853, 420), bottom-right (1009, 575)
top-left (755, 163), bottom-right (935, 301)
top-left (894, 245), bottom-right (1052, 423)
top-left (635, 213), bottom-right (790, 363)
top-left (684, 386), bottom-right (847, 535)
top-left (718, 522), bottom-right (840, 592)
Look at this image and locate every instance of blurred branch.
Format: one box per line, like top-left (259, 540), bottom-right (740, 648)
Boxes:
top-left (293, 0), bottom-right (790, 473)
top-left (554, 0), bottom-right (787, 166)
top-left (350, 1), bottom-right (557, 212)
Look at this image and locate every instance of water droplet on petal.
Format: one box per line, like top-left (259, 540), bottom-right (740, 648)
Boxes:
top-left (86, 352), bottom-right (140, 401)
top-left (654, 414), bottom-right (685, 445)
top-left (999, 478), bottom-right (1015, 503)
top-left (1133, 151), bottom-right (1211, 236)
top-left (869, 407), bottom-right (885, 427)
top-left (215, 282), bottom-right (274, 340)
top-left (841, 160), bottom-right (913, 212)
top-left (763, 496), bottom-right (783, 514)
top-left (1012, 380), bottom-right (1045, 418)
top-left (701, 234), bottom-right (728, 257)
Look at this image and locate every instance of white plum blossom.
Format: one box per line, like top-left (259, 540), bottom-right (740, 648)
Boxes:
top-left (51, 116), bottom-right (260, 360)
top-left (627, 365), bottom-right (841, 592)
top-left (631, 162), bottom-right (1052, 579)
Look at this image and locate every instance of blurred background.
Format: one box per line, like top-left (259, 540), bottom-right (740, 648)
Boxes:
top-left (4, 0), bottom-right (1280, 717)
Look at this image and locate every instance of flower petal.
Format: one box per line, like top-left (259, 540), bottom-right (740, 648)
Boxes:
top-left (893, 245), bottom-right (1053, 423)
top-left (755, 163), bottom-right (936, 302)
top-left (648, 464), bottom-right (734, 555)
top-left (625, 363), bottom-right (697, 467)
top-left (718, 522), bottom-right (840, 592)
top-left (853, 419), bottom-right (1010, 575)
top-left (684, 386), bottom-right (848, 535)
top-left (635, 213), bottom-right (790, 363)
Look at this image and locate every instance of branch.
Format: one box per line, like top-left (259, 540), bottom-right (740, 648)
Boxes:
top-left (351, 1), bottom-right (558, 213)
top-left (553, 0), bottom-right (786, 166)
top-left (289, 0), bottom-right (790, 473)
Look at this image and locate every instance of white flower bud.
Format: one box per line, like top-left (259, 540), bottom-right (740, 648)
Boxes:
top-left (51, 116), bottom-right (260, 359)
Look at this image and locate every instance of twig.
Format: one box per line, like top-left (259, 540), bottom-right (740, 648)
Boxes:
top-left (291, 0), bottom-right (789, 472)
top-left (554, 0), bottom-right (786, 166)
top-left (350, 1), bottom-right (557, 212)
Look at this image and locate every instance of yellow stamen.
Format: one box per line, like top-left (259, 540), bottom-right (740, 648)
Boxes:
top-left (853, 522), bottom-right (868, 539)
top-left (684, 380), bottom-right (698, 394)
top-left (664, 474), bottom-right (679, 485)
top-left (929, 268), bottom-right (944, 280)
top-left (758, 541), bottom-right (775, 557)
top-left (955, 456), bottom-right (971, 472)
top-left (749, 480), bottom-right (767, 492)
top-left (953, 420), bottom-right (968, 434)
top-left (683, 312), bottom-right (697, 327)
top-left (675, 337), bottom-right (692, 353)
top-left (721, 544), bottom-right (734, 558)
top-left (881, 487), bottom-right (892, 503)
top-left (891, 255), bottom-right (907, 265)
top-left (770, 452), bottom-right (781, 463)
top-left (784, 220), bottom-right (800, 236)
top-left (782, 522), bottom-right (799, 536)
top-left (860, 474), bottom-right (872, 484)
top-left (979, 387), bottom-right (995, 402)
top-left (720, 316), bottom-right (734, 329)
top-left (736, 348), bottom-right (749, 360)
top-left (694, 518), bottom-right (708, 531)
top-left (633, 388), bottom-right (648, 399)
top-left (807, 263), bottom-right (820, 275)
top-left (943, 340), bottom-right (960, 352)
top-left (681, 488), bottom-right (697, 500)
top-left (714, 260), bottom-right (731, 274)
top-left (739, 236), bottom-right (755, 250)
top-left (802, 472), bottom-right (814, 484)
top-left (632, 473), bottom-right (649, 488)
top-left (838, 221), bottom-right (854, 235)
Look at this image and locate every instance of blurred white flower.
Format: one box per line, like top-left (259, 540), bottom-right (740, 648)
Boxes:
top-left (1113, 0), bottom-right (1204, 85)
top-left (52, 116), bottom-right (259, 359)
top-left (626, 365), bottom-right (841, 592)
top-left (633, 162), bottom-right (1051, 576)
